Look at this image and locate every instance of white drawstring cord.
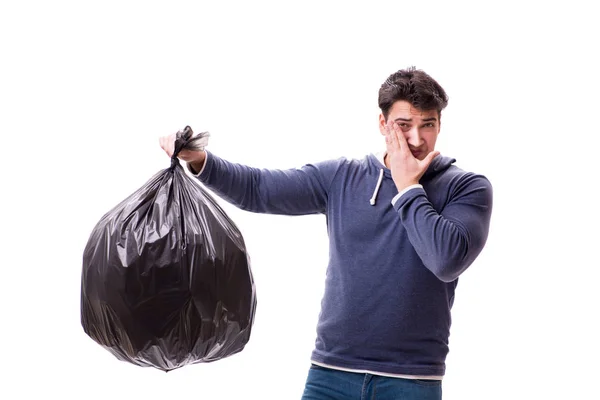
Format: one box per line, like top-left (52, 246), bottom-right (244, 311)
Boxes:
top-left (370, 168), bottom-right (384, 206)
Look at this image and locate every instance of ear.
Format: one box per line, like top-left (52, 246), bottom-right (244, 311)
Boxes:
top-left (378, 113), bottom-right (387, 135)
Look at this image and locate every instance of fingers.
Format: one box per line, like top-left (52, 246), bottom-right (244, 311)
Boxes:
top-left (385, 125), bottom-right (394, 152)
top-left (158, 136), bottom-right (167, 156)
top-left (385, 126), bottom-right (400, 163)
top-left (385, 121), bottom-right (399, 151)
top-left (385, 121), bottom-right (411, 158)
top-left (159, 132), bottom-right (177, 157)
top-left (391, 122), bottom-right (410, 154)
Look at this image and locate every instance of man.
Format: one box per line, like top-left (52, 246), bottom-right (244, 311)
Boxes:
top-left (160, 67), bottom-right (493, 399)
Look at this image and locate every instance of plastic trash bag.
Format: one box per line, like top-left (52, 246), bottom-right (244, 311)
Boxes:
top-left (80, 126), bottom-right (256, 372)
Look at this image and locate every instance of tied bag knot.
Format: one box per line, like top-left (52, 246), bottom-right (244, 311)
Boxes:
top-left (169, 126), bottom-right (210, 171)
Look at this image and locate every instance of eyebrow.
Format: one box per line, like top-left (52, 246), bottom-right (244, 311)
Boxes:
top-left (393, 117), bottom-right (438, 123)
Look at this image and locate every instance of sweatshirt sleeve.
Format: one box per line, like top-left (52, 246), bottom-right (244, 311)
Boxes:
top-left (392, 173), bottom-right (493, 282)
top-left (193, 151), bottom-right (344, 215)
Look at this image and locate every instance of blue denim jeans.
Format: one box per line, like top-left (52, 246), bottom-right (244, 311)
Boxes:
top-left (301, 364), bottom-right (442, 400)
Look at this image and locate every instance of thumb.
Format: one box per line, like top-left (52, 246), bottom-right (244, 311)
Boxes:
top-left (421, 150), bottom-right (440, 170)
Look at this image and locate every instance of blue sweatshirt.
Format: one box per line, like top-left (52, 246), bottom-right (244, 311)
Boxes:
top-left (193, 150), bottom-right (493, 377)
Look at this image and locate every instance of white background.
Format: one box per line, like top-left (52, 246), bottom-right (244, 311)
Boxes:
top-left (1, 1), bottom-right (598, 399)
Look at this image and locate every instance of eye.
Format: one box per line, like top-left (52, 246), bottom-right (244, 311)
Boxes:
top-left (424, 123), bottom-right (435, 127)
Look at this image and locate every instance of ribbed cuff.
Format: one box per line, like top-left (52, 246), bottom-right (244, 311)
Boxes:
top-left (391, 184), bottom-right (423, 206)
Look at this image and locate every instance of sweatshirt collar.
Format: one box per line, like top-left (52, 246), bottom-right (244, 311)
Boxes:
top-left (375, 151), bottom-right (387, 169)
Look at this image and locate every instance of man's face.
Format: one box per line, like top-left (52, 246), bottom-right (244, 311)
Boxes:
top-left (378, 100), bottom-right (441, 160)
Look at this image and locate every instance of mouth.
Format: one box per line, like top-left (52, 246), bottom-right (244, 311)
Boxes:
top-left (410, 150), bottom-right (422, 158)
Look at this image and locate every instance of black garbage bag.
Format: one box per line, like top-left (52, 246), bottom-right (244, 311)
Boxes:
top-left (80, 126), bottom-right (256, 372)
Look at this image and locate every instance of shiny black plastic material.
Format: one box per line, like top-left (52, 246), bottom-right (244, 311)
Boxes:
top-left (81, 127), bottom-right (256, 372)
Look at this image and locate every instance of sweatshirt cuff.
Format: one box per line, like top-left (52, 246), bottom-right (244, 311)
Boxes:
top-left (186, 152), bottom-right (209, 177)
top-left (391, 184), bottom-right (423, 206)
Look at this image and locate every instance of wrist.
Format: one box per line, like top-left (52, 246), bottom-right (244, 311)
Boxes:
top-left (188, 155), bottom-right (206, 175)
top-left (395, 180), bottom-right (419, 192)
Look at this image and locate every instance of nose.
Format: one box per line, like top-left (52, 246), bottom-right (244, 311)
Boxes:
top-left (405, 127), bottom-right (424, 148)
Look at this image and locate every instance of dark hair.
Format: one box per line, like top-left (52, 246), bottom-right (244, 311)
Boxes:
top-left (378, 66), bottom-right (449, 121)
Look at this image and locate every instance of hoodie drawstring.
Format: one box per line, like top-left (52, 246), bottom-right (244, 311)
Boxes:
top-left (370, 168), bottom-right (384, 206)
